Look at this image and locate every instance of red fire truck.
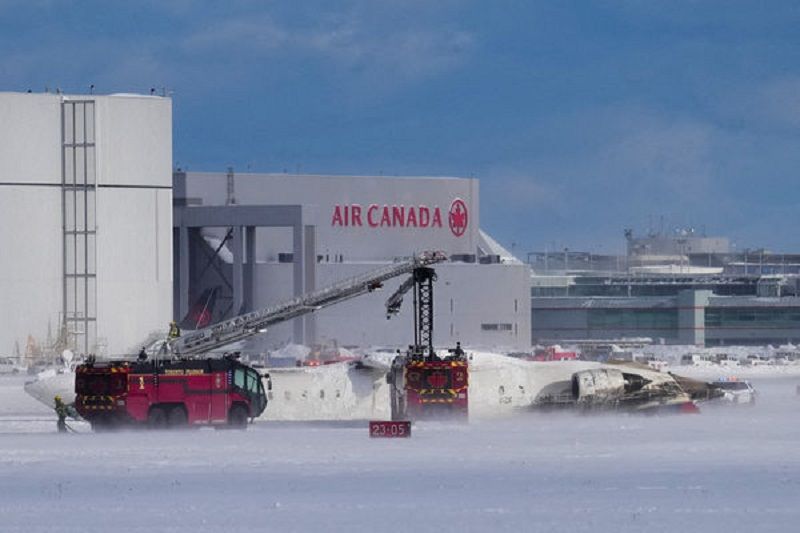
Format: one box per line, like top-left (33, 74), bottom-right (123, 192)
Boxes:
top-left (386, 266), bottom-right (470, 421)
top-left (74, 356), bottom-right (267, 430)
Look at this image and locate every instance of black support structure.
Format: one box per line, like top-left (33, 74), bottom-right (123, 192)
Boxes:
top-left (412, 267), bottom-right (436, 359)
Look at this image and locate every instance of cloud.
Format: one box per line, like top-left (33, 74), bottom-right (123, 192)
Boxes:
top-left (0, 2), bottom-right (474, 98)
top-left (599, 109), bottom-right (716, 200)
top-left (178, 8), bottom-right (474, 88)
top-left (181, 15), bottom-right (289, 53)
top-left (754, 77), bottom-right (800, 129)
top-left (712, 76), bottom-right (800, 133)
top-left (304, 25), bottom-right (473, 82)
top-left (477, 105), bottom-right (729, 251)
top-left (480, 170), bottom-right (564, 212)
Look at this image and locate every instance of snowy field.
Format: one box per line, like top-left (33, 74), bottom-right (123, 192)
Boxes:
top-left (2, 374), bottom-right (800, 532)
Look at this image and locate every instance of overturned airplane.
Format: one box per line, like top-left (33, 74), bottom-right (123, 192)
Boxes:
top-left (257, 350), bottom-right (722, 421)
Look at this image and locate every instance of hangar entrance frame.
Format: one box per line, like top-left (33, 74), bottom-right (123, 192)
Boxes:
top-left (173, 205), bottom-right (317, 345)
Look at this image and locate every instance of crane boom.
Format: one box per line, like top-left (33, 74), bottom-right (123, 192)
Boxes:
top-left (168, 251), bottom-right (447, 355)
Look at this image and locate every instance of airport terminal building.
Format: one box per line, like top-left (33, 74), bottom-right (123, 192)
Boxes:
top-left (529, 230), bottom-right (800, 347)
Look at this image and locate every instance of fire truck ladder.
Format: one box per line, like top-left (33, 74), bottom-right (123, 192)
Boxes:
top-left (168, 251), bottom-right (447, 356)
top-left (385, 266), bottom-right (437, 360)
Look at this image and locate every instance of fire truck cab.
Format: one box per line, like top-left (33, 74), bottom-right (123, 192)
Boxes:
top-left (75, 356), bottom-right (267, 430)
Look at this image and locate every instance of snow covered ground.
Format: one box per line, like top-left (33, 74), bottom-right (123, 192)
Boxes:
top-left (2, 373), bottom-right (800, 532)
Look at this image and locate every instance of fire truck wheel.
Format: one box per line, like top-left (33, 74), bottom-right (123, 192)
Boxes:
top-left (167, 407), bottom-right (188, 429)
top-left (148, 406), bottom-right (168, 429)
top-left (90, 416), bottom-right (114, 432)
top-left (228, 405), bottom-right (248, 429)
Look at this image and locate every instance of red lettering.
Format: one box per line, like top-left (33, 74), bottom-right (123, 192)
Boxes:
top-left (392, 205), bottom-right (405, 227)
top-left (332, 205), bottom-right (343, 226)
top-left (367, 204), bottom-right (379, 227)
top-left (419, 206), bottom-right (430, 228)
top-left (432, 207), bottom-right (442, 227)
top-left (406, 207), bottom-right (417, 227)
top-left (334, 203), bottom-right (448, 229)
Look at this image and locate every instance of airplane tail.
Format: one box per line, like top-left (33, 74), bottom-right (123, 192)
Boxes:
top-left (179, 287), bottom-right (219, 330)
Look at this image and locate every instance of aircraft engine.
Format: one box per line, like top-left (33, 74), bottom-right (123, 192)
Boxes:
top-left (571, 368), bottom-right (652, 405)
top-left (571, 369), bottom-right (626, 403)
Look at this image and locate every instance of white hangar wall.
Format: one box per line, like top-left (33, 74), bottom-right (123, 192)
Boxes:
top-left (251, 262), bottom-right (530, 351)
top-left (0, 94), bottom-right (63, 358)
top-left (0, 92), bottom-right (172, 357)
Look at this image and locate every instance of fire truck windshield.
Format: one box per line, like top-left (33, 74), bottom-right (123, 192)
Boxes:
top-left (232, 366), bottom-right (267, 417)
top-left (233, 367), bottom-right (262, 394)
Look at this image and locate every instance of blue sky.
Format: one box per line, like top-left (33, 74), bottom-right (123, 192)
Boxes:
top-left (3, 1), bottom-right (800, 255)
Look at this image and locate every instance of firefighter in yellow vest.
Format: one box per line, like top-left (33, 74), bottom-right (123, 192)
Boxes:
top-left (168, 320), bottom-right (181, 339)
top-left (54, 395), bottom-right (68, 433)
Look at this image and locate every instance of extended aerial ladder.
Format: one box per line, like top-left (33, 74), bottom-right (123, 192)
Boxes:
top-left (164, 251), bottom-right (448, 356)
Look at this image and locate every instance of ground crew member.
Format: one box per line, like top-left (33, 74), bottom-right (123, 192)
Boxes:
top-left (54, 395), bottom-right (68, 433)
top-left (168, 320), bottom-right (181, 339)
top-left (454, 342), bottom-right (465, 357)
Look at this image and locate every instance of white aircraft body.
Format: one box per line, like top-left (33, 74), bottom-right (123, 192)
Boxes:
top-left (25, 348), bottom-right (711, 421)
top-left (260, 350), bottom-right (700, 421)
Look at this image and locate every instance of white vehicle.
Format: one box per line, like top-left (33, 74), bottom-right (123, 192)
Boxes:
top-left (680, 353), bottom-right (714, 367)
top-left (715, 378), bottom-right (757, 405)
top-left (0, 357), bottom-right (23, 374)
top-left (643, 356), bottom-right (668, 372)
top-left (714, 353), bottom-right (740, 367)
top-left (771, 351), bottom-right (799, 365)
top-left (743, 355), bottom-right (770, 366)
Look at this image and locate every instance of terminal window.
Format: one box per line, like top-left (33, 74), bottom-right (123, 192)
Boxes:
top-left (482, 323), bottom-right (513, 332)
top-left (706, 308), bottom-right (800, 328)
top-left (588, 309), bottom-right (679, 332)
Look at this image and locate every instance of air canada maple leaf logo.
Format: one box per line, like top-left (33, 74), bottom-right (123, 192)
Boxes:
top-left (448, 198), bottom-right (468, 237)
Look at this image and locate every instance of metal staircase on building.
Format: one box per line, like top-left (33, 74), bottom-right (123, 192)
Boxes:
top-left (61, 99), bottom-right (97, 354)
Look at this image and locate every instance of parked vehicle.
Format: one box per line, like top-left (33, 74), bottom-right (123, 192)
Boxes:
top-left (742, 355), bottom-right (770, 366)
top-left (771, 351), bottom-right (799, 365)
top-left (714, 378), bottom-right (757, 405)
top-left (0, 357), bottom-right (24, 374)
top-left (643, 357), bottom-right (668, 372)
top-left (529, 346), bottom-right (579, 362)
top-left (680, 353), bottom-right (714, 367)
top-left (714, 353), bottom-right (740, 367)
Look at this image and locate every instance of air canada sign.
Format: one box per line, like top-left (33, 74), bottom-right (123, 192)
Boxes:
top-left (331, 198), bottom-right (469, 238)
